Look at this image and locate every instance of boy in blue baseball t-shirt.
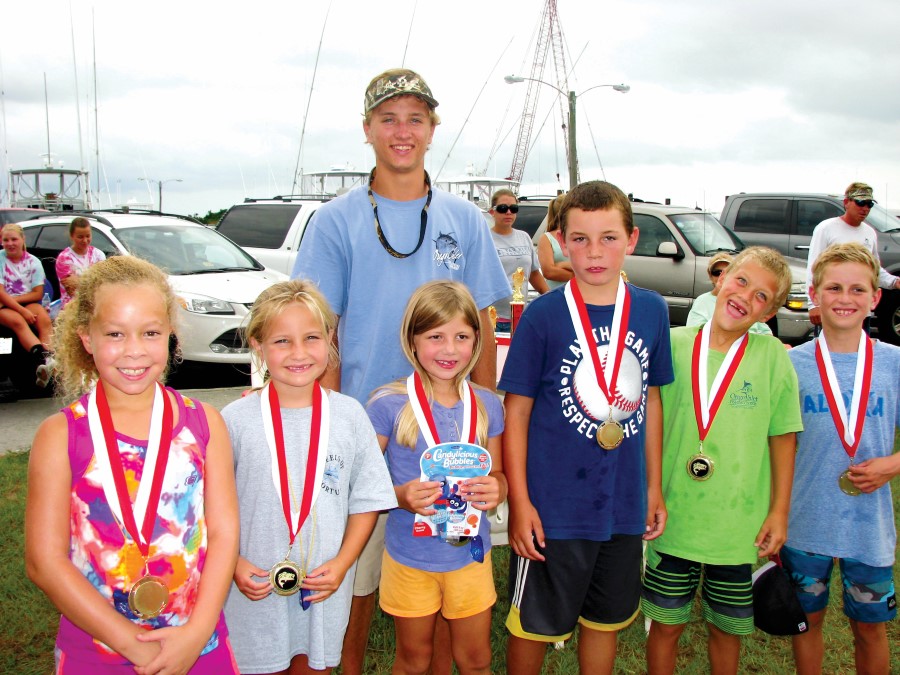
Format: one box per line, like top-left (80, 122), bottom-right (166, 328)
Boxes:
top-left (501, 181), bottom-right (673, 675)
top-left (784, 242), bottom-right (900, 675)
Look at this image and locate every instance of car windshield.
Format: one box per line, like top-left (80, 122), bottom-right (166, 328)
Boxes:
top-left (667, 212), bottom-right (742, 255)
top-left (116, 224), bottom-right (262, 275)
top-left (865, 203), bottom-right (900, 233)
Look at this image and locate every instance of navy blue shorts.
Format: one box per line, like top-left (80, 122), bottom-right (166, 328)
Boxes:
top-left (506, 535), bottom-right (642, 641)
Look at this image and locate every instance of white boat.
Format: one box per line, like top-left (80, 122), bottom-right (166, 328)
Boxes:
top-left (434, 173), bottom-right (519, 209)
top-left (9, 164), bottom-right (92, 211)
top-left (300, 164), bottom-right (369, 196)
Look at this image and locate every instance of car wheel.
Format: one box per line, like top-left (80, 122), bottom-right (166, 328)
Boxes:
top-left (876, 290), bottom-right (900, 345)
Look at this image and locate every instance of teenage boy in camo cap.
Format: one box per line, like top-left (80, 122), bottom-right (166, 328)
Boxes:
top-left (292, 67), bottom-right (509, 675)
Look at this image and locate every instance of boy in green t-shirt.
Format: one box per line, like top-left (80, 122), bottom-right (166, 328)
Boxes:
top-left (641, 246), bottom-right (803, 675)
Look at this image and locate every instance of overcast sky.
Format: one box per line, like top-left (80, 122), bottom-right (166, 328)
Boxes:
top-left (2, 0), bottom-right (899, 216)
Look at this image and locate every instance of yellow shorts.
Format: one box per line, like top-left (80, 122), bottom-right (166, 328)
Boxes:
top-left (379, 549), bottom-right (497, 620)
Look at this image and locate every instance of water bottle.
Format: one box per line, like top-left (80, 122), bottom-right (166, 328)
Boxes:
top-left (42, 291), bottom-right (52, 309)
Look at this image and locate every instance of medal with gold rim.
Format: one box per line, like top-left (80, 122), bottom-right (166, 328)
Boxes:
top-left (564, 277), bottom-right (631, 450)
top-left (814, 332), bottom-right (872, 498)
top-left (689, 323), bottom-right (748, 481)
top-left (686, 442), bottom-right (714, 481)
top-left (88, 381), bottom-right (174, 619)
top-left (261, 381), bottom-right (329, 596)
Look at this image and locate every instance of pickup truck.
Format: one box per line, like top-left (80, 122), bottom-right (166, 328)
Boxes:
top-left (720, 193), bottom-right (900, 344)
top-left (214, 196), bottom-right (331, 275)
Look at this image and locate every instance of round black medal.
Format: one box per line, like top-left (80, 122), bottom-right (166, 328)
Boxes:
top-left (270, 560), bottom-right (303, 596)
top-left (686, 453), bottom-right (714, 481)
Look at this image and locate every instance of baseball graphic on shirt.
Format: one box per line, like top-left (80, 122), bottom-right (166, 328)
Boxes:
top-left (572, 346), bottom-right (643, 422)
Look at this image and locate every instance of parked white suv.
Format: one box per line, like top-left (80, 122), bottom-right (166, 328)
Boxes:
top-left (22, 210), bottom-right (287, 363)
top-left (214, 196), bottom-right (331, 275)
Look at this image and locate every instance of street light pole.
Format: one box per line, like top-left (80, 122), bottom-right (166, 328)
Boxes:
top-left (138, 177), bottom-right (183, 211)
top-left (504, 76), bottom-right (630, 190)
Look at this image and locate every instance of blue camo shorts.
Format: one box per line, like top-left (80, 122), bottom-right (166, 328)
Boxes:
top-left (781, 546), bottom-right (897, 623)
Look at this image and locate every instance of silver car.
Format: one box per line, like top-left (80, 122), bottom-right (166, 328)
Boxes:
top-left (532, 202), bottom-right (813, 341)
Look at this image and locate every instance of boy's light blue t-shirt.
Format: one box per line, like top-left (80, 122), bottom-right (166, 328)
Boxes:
top-left (787, 339), bottom-right (900, 567)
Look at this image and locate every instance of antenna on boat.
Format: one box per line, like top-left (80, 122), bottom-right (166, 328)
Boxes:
top-left (69, 2), bottom-right (86, 178)
top-left (401, 0), bottom-right (418, 67)
top-left (92, 8), bottom-right (102, 205)
top-left (290, 2), bottom-right (331, 195)
top-left (44, 73), bottom-right (52, 168)
top-left (433, 38), bottom-right (514, 182)
top-left (0, 50), bottom-right (8, 205)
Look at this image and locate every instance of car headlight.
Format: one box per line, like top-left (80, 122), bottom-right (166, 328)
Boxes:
top-left (785, 292), bottom-right (809, 311)
top-left (178, 293), bottom-right (235, 315)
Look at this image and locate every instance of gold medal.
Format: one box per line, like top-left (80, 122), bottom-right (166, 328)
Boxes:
top-left (838, 469), bottom-right (861, 497)
top-left (128, 575), bottom-right (169, 619)
top-left (270, 559), bottom-right (303, 596)
top-left (596, 413), bottom-right (624, 450)
top-left (686, 445), bottom-right (714, 481)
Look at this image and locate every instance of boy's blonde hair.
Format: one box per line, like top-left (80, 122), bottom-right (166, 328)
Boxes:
top-left (53, 256), bottom-right (179, 400)
top-left (245, 279), bottom-right (339, 382)
top-left (811, 242), bottom-right (880, 291)
top-left (558, 180), bottom-right (633, 237)
top-left (372, 280), bottom-right (489, 449)
top-left (725, 246), bottom-right (792, 312)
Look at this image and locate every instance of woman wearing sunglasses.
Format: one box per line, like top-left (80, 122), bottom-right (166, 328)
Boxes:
top-left (489, 189), bottom-right (549, 332)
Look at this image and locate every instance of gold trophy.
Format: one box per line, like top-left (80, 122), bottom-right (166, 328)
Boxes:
top-left (510, 267), bottom-right (525, 336)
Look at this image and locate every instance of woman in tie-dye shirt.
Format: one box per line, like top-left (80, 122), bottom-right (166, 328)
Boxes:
top-left (25, 256), bottom-right (240, 674)
top-left (55, 217), bottom-right (105, 308)
top-left (0, 222), bottom-right (52, 387)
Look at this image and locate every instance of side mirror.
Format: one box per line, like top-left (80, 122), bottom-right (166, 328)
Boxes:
top-left (657, 241), bottom-right (683, 259)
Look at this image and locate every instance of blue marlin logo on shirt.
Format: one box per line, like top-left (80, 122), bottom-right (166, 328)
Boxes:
top-left (433, 232), bottom-right (462, 270)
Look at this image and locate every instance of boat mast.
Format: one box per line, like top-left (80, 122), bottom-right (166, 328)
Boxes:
top-left (92, 9), bottom-right (101, 204)
top-left (69, 6), bottom-right (86, 179)
top-left (44, 74), bottom-right (52, 167)
top-left (290, 2), bottom-right (331, 195)
top-left (0, 51), bottom-right (8, 205)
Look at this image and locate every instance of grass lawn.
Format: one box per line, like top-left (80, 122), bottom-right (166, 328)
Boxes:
top-left (3, 431), bottom-right (899, 673)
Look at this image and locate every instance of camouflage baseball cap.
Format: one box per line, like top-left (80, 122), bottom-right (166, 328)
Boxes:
top-left (845, 183), bottom-right (877, 203)
top-left (364, 69), bottom-right (439, 113)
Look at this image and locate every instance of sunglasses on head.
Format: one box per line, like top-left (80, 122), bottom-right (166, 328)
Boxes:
top-left (493, 204), bottom-right (519, 214)
top-left (852, 199), bottom-right (874, 208)
top-left (710, 269), bottom-right (725, 278)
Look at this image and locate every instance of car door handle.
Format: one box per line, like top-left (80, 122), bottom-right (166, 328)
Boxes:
top-left (794, 245), bottom-right (809, 250)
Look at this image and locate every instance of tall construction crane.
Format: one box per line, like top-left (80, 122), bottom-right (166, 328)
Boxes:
top-left (507, 0), bottom-right (570, 188)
